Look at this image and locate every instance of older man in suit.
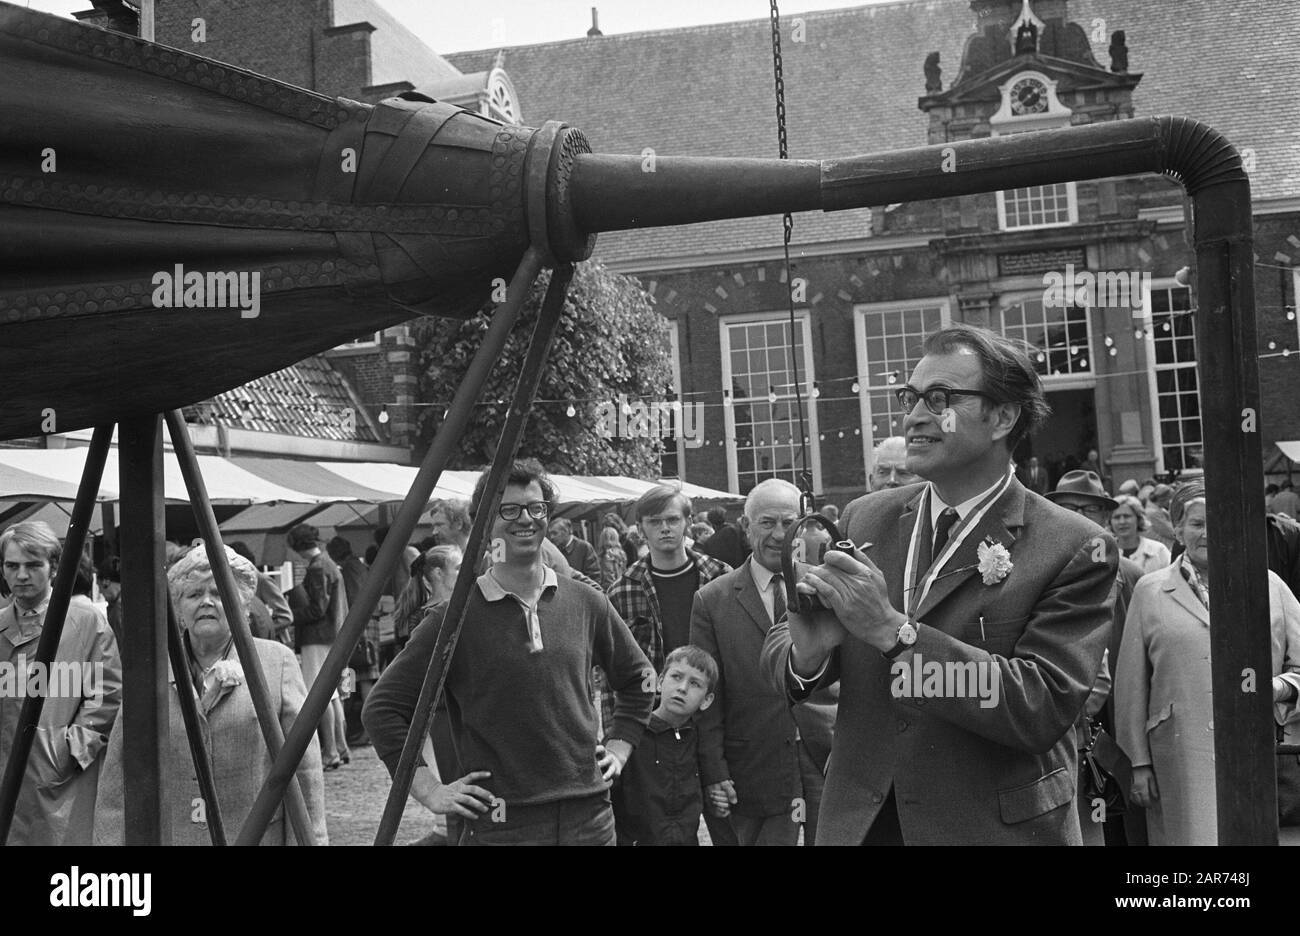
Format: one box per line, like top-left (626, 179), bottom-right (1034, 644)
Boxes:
top-left (691, 479), bottom-right (837, 845)
top-left (763, 324), bottom-right (1117, 845)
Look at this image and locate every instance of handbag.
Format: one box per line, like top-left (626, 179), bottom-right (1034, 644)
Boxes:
top-left (348, 634), bottom-right (378, 671)
top-left (1082, 718), bottom-right (1132, 819)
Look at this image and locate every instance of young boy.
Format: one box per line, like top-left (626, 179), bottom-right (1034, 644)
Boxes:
top-left (612, 645), bottom-right (718, 845)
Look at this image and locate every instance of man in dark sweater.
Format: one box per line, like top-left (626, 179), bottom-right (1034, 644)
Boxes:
top-left (363, 459), bottom-right (654, 845)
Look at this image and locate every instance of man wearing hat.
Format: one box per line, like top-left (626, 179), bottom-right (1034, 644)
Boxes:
top-left (1047, 470), bottom-right (1146, 846)
top-left (1144, 484), bottom-right (1177, 551)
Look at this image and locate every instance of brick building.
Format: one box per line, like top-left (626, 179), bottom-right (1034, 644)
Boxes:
top-left (447, 0), bottom-right (1300, 502)
top-left (65, 0), bottom-right (1300, 498)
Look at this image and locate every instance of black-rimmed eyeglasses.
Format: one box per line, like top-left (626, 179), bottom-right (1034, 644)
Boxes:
top-left (498, 501), bottom-right (551, 522)
top-left (895, 385), bottom-right (996, 416)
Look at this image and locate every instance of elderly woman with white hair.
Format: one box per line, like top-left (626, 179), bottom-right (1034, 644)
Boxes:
top-left (95, 545), bottom-right (328, 845)
top-left (1115, 482), bottom-right (1300, 845)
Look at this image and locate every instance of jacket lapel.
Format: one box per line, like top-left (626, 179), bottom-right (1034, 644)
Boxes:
top-left (1162, 563), bottom-right (1210, 626)
top-left (912, 480), bottom-right (1025, 622)
top-left (734, 557), bottom-right (773, 635)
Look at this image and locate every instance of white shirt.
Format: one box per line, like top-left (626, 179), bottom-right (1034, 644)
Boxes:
top-left (748, 559), bottom-right (784, 626)
top-left (928, 471), bottom-right (1011, 529)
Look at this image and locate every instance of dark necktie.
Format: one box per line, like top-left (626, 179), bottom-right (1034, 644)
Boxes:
top-left (931, 507), bottom-right (959, 568)
top-left (771, 573), bottom-right (787, 625)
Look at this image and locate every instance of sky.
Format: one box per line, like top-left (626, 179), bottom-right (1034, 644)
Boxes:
top-left (15, 0), bottom-right (903, 53)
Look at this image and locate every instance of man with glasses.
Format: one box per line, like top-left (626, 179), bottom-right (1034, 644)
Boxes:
top-left (691, 479), bottom-right (838, 845)
top-left (762, 323), bottom-right (1118, 845)
top-left (364, 459), bottom-right (654, 845)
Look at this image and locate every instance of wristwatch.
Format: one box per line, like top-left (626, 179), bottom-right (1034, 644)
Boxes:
top-left (882, 619), bottom-right (918, 660)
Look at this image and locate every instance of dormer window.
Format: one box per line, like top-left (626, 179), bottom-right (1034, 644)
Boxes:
top-left (485, 68), bottom-right (520, 124)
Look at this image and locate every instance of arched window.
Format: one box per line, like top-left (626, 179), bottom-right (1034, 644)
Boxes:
top-left (485, 68), bottom-right (520, 124)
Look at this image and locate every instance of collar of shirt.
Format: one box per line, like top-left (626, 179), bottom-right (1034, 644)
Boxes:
top-left (476, 564), bottom-right (559, 604)
top-left (928, 470), bottom-right (1010, 528)
top-left (748, 558), bottom-right (782, 595)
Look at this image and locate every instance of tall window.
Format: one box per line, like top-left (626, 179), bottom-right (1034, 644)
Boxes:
top-left (853, 300), bottom-right (950, 468)
top-left (660, 321), bottom-right (684, 479)
top-left (999, 295), bottom-right (1092, 379)
top-left (720, 313), bottom-right (820, 495)
top-left (997, 183), bottom-right (1077, 230)
top-left (1147, 284), bottom-right (1201, 472)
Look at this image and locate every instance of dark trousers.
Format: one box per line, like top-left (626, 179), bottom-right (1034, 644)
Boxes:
top-left (461, 791), bottom-right (616, 846)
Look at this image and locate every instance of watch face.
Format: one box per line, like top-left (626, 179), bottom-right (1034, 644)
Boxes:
top-left (1010, 77), bottom-right (1048, 115)
top-left (899, 622), bottom-right (918, 645)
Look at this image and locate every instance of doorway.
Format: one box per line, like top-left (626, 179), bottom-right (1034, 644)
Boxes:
top-left (1014, 388), bottom-right (1097, 489)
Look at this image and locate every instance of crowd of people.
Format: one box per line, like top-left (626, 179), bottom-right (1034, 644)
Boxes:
top-left (2, 321), bottom-right (1299, 846)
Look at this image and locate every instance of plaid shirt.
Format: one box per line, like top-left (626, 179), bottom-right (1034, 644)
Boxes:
top-left (608, 548), bottom-right (731, 673)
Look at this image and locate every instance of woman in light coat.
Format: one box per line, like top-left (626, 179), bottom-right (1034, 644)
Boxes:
top-left (95, 545), bottom-right (327, 845)
top-left (1115, 482), bottom-right (1300, 845)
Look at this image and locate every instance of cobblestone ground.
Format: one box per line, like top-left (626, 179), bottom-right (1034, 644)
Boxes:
top-left (323, 743), bottom-right (442, 846)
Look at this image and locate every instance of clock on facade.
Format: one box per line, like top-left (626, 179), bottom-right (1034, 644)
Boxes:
top-left (1010, 76), bottom-right (1049, 115)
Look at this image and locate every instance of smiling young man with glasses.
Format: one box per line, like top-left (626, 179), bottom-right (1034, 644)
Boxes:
top-left (761, 323), bottom-right (1120, 845)
top-left (364, 459), bottom-right (654, 845)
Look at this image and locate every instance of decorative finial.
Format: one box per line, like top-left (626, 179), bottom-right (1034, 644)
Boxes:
top-left (1009, 0), bottom-right (1043, 56)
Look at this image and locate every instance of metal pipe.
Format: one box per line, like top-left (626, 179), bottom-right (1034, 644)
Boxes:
top-left (165, 593), bottom-right (227, 846)
top-left (236, 246), bottom-right (547, 845)
top-left (164, 409), bottom-right (317, 845)
top-left (374, 262), bottom-right (576, 846)
top-left (0, 424), bottom-right (112, 844)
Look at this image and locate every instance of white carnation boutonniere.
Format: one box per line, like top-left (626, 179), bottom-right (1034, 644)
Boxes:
top-left (208, 659), bottom-right (245, 688)
top-left (976, 537), bottom-right (1013, 586)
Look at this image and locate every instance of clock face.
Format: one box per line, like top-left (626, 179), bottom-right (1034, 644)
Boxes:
top-left (1010, 77), bottom-right (1049, 115)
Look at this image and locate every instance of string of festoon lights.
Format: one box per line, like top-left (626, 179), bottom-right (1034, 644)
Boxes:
top-left (371, 248), bottom-right (1300, 436)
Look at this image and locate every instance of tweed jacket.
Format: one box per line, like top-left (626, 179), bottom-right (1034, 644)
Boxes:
top-left (762, 478), bottom-right (1117, 845)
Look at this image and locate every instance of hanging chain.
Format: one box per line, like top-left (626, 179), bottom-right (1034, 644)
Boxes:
top-left (769, 0), bottom-right (814, 511)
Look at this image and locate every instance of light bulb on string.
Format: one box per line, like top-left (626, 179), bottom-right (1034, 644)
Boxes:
top-left (565, 403), bottom-right (576, 417)
top-left (1289, 310), bottom-right (1297, 321)
top-left (851, 381), bottom-right (861, 393)
top-left (1270, 341), bottom-right (1277, 350)
top-left (768, 386), bottom-right (778, 404)
top-left (811, 382), bottom-right (821, 399)
top-left (1108, 347), bottom-right (1118, 357)
top-left (1079, 358), bottom-right (1088, 368)
top-left (378, 406), bottom-right (389, 424)
top-left (886, 372), bottom-right (897, 385)
top-left (1036, 352), bottom-right (1046, 363)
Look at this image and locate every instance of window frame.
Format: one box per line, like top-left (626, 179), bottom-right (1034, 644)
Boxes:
top-left (1142, 279), bottom-right (1199, 475)
top-left (718, 309), bottom-right (821, 495)
top-left (997, 291), bottom-right (1098, 392)
top-left (852, 298), bottom-right (952, 476)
